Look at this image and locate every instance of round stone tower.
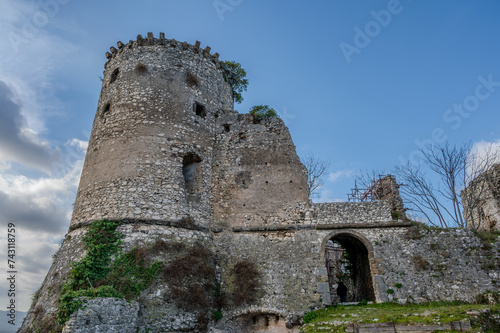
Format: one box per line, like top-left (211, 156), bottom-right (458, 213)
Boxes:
top-left (72, 32), bottom-right (234, 229)
top-left (21, 33), bottom-right (313, 333)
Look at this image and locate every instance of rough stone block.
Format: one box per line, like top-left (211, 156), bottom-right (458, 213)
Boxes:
top-left (317, 282), bottom-right (329, 294)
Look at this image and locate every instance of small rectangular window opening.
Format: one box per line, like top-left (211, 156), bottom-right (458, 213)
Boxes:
top-left (194, 102), bottom-right (206, 118)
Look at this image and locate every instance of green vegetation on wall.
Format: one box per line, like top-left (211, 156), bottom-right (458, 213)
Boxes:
top-left (224, 61), bottom-right (248, 103)
top-left (249, 105), bottom-right (278, 123)
top-left (57, 220), bottom-right (161, 326)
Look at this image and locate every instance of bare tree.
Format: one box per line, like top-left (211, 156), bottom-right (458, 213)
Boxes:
top-left (395, 142), bottom-right (500, 229)
top-left (301, 154), bottom-right (330, 199)
top-left (355, 169), bottom-right (387, 189)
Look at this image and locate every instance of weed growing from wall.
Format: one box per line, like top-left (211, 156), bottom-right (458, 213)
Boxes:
top-left (162, 243), bottom-right (216, 327)
top-left (186, 72), bottom-right (200, 86)
top-left (135, 63), bottom-right (147, 74)
top-left (231, 261), bottom-right (261, 307)
top-left (249, 105), bottom-right (278, 123)
top-left (412, 254), bottom-right (429, 270)
top-left (57, 220), bottom-right (161, 326)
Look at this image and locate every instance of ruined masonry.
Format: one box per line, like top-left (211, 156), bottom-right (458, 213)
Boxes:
top-left (462, 163), bottom-right (500, 232)
top-left (21, 33), bottom-right (500, 333)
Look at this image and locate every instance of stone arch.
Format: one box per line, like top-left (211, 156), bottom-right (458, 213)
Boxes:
top-left (321, 230), bottom-right (375, 303)
top-left (320, 230), bottom-right (374, 260)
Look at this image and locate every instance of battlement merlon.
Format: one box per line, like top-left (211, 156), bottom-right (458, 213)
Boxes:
top-left (104, 32), bottom-right (222, 68)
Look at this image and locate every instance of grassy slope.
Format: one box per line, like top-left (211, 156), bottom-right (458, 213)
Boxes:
top-left (300, 301), bottom-right (500, 333)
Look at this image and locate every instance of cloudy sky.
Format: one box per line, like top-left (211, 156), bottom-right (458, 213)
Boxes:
top-left (1, 0), bottom-right (500, 312)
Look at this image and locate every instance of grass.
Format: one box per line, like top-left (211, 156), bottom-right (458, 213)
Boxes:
top-left (300, 301), bottom-right (500, 333)
top-left (474, 230), bottom-right (500, 244)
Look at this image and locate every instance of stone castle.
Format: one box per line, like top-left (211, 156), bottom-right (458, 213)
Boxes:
top-left (21, 33), bottom-right (500, 333)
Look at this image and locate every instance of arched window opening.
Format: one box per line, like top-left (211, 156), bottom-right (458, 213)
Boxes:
top-left (109, 68), bottom-right (120, 84)
top-left (194, 102), bottom-right (206, 118)
top-left (182, 153), bottom-right (202, 195)
top-left (325, 234), bottom-right (375, 303)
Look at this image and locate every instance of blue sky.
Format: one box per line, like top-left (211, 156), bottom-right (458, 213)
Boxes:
top-left (0, 0), bottom-right (500, 313)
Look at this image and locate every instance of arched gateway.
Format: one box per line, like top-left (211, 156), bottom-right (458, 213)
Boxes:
top-left (323, 231), bottom-right (375, 303)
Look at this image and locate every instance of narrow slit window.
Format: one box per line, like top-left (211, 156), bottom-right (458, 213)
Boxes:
top-left (109, 68), bottom-right (119, 84)
top-left (102, 103), bottom-right (111, 115)
top-left (194, 102), bottom-right (206, 118)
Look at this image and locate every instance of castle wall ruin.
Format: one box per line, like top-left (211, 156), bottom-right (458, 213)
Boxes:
top-left (20, 33), bottom-right (500, 333)
top-left (462, 163), bottom-right (500, 232)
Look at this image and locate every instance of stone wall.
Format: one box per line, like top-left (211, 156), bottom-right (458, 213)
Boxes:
top-left (359, 226), bottom-right (500, 303)
top-left (20, 33), bottom-right (500, 333)
top-left (21, 212), bottom-right (500, 332)
top-left (211, 113), bottom-right (310, 229)
top-left (21, 223), bottom-right (213, 332)
top-left (462, 163), bottom-right (500, 232)
top-left (72, 33), bottom-right (233, 230)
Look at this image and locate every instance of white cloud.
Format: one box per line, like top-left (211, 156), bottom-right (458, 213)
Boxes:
top-left (0, 81), bottom-right (62, 172)
top-left (314, 189), bottom-right (346, 203)
top-left (0, 0), bottom-right (82, 133)
top-left (467, 139), bottom-right (500, 178)
top-left (0, 145), bottom-right (84, 233)
top-left (0, 142), bottom-right (85, 312)
top-left (328, 169), bottom-right (354, 182)
top-left (0, 0), bottom-right (87, 314)
top-left (68, 138), bottom-right (89, 152)
top-left (0, 228), bottom-right (61, 312)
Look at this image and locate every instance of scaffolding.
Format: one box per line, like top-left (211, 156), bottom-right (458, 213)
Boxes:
top-left (347, 174), bottom-right (406, 217)
top-left (347, 178), bottom-right (381, 202)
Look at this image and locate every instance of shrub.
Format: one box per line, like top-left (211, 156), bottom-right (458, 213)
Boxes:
top-left (232, 260), bottom-right (261, 306)
top-left (387, 288), bottom-right (394, 294)
top-left (303, 310), bottom-right (319, 324)
top-left (395, 283), bottom-right (403, 289)
top-left (391, 211), bottom-right (401, 220)
top-left (162, 243), bottom-right (216, 325)
top-left (177, 216), bottom-right (196, 229)
top-left (223, 61), bottom-right (248, 103)
top-left (149, 240), bottom-right (186, 254)
top-left (413, 254), bottom-right (429, 270)
top-left (357, 299), bottom-right (368, 306)
top-left (249, 105), bottom-right (278, 123)
top-left (135, 63), bottom-right (147, 74)
top-left (186, 72), bottom-right (199, 86)
top-left (213, 310), bottom-right (223, 321)
top-left (472, 308), bottom-right (500, 332)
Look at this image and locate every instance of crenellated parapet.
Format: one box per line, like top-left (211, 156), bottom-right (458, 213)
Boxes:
top-left (104, 32), bottom-right (221, 67)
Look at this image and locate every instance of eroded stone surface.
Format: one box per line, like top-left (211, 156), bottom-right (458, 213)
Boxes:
top-left (20, 33), bottom-right (500, 333)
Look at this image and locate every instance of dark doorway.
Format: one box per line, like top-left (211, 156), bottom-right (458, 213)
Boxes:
top-left (325, 234), bottom-right (375, 303)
